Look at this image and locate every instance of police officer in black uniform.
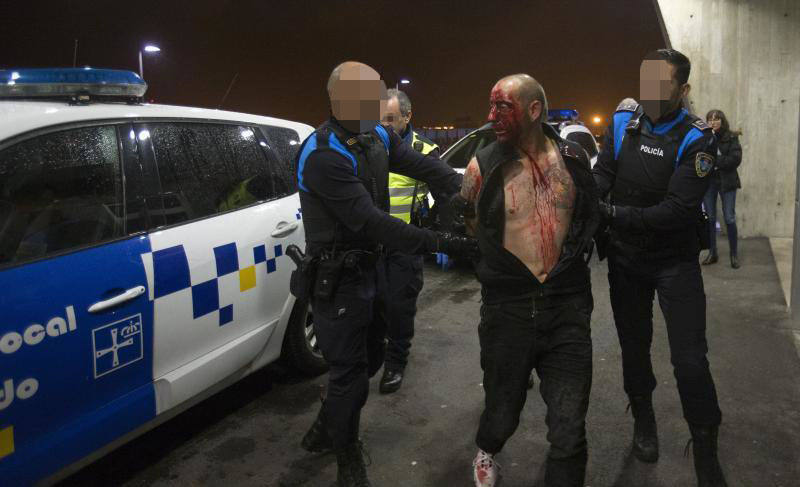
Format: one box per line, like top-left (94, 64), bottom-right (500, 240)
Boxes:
top-left (593, 49), bottom-right (727, 486)
top-left (294, 61), bottom-right (472, 487)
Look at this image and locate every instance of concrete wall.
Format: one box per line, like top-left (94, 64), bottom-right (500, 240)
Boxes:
top-left (654, 0), bottom-right (800, 237)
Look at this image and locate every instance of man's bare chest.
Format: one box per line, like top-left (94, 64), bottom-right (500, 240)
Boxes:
top-left (502, 154), bottom-right (576, 222)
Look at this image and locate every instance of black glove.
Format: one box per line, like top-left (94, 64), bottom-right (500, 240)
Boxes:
top-left (436, 231), bottom-right (480, 260)
top-left (449, 193), bottom-right (474, 218)
top-left (598, 199), bottom-right (616, 226)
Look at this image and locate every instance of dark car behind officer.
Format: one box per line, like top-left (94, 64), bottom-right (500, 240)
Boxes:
top-left (378, 88), bottom-right (440, 394)
top-left (593, 48), bottom-right (727, 487)
top-left (293, 61), bottom-right (472, 487)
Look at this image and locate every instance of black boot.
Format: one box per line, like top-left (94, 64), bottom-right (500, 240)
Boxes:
top-left (379, 367), bottom-right (404, 394)
top-left (301, 405), bottom-right (333, 453)
top-left (730, 255), bottom-right (740, 269)
top-left (701, 252), bottom-right (718, 265)
top-left (336, 442), bottom-right (371, 487)
top-left (629, 395), bottom-right (659, 463)
top-left (687, 424), bottom-right (727, 487)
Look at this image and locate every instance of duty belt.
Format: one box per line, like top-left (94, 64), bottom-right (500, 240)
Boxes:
top-left (612, 231), bottom-right (656, 249)
top-left (308, 241), bottom-right (382, 253)
top-left (317, 248), bottom-right (380, 269)
top-left (610, 236), bottom-right (692, 261)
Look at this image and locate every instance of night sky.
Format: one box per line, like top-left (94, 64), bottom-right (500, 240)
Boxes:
top-left (3, 0), bottom-right (664, 129)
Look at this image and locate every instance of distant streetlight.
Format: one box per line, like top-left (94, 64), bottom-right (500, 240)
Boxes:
top-left (395, 78), bottom-right (411, 90)
top-left (138, 45), bottom-right (161, 79)
top-left (592, 115), bottom-right (603, 125)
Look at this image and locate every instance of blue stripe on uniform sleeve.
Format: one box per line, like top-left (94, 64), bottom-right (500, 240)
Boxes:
top-left (676, 127), bottom-right (704, 169)
top-left (613, 111), bottom-right (634, 160)
top-left (374, 125), bottom-right (390, 154)
top-left (296, 134), bottom-right (318, 192)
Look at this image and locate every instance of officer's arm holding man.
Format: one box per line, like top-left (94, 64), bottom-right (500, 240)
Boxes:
top-left (301, 131), bottom-right (463, 255)
top-left (594, 105), bottom-right (717, 233)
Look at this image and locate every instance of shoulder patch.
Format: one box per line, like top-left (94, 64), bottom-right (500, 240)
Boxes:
top-left (695, 152), bottom-right (714, 177)
top-left (615, 98), bottom-right (639, 113)
top-left (692, 119), bottom-right (711, 131)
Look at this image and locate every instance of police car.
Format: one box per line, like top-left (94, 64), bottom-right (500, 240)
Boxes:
top-left (0, 68), bottom-right (324, 486)
top-left (441, 109), bottom-right (600, 172)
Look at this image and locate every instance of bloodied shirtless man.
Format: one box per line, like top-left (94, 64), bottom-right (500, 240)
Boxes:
top-left (457, 74), bottom-right (600, 487)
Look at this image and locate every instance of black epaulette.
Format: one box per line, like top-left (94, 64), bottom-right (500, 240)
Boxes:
top-left (615, 98), bottom-right (639, 113)
top-left (625, 107), bottom-right (646, 133)
top-left (692, 119), bottom-right (712, 131)
top-left (316, 126), bottom-right (331, 147)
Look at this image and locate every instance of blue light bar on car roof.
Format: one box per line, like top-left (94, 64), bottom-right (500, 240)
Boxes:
top-left (547, 109), bottom-right (579, 121)
top-left (0, 68), bottom-right (147, 98)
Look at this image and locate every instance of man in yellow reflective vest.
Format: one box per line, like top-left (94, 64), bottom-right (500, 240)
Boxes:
top-left (379, 88), bottom-right (440, 393)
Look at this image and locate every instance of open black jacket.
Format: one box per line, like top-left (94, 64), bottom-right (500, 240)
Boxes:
top-left (713, 130), bottom-right (742, 192)
top-left (474, 123), bottom-right (601, 304)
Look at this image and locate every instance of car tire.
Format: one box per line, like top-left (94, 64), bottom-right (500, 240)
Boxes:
top-left (282, 299), bottom-right (328, 376)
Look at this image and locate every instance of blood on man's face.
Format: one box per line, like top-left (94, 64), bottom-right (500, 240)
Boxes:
top-left (488, 83), bottom-right (523, 144)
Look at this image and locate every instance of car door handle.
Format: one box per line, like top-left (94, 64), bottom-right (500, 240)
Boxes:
top-left (88, 286), bottom-right (146, 313)
top-left (271, 221), bottom-right (300, 238)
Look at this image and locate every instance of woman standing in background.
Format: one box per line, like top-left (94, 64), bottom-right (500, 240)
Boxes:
top-left (702, 109), bottom-right (743, 268)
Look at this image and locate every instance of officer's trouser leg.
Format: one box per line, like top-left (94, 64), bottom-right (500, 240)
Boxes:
top-left (384, 250), bottom-right (424, 370)
top-left (312, 271), bottom-right (377, 449)
top-left (655, 257), bottom-right (722, 426)
top-left (703, 183), bottom-right (720, 255)
top-left (608, 255), bottom-right (658, 396)
top-left (369, 258), bottom-right (389, 377)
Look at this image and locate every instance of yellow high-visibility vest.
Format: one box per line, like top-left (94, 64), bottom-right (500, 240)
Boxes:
top-left (388, 131), bottom-right (439, 224)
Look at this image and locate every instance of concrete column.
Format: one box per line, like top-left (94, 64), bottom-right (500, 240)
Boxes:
top-left (792, 100), bottom-right (800, 314)
top-left (654, 0), bottom-right (800, 238)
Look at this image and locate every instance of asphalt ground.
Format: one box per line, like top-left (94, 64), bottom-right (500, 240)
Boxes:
top-left (58, 238), bottom-right (800, 487)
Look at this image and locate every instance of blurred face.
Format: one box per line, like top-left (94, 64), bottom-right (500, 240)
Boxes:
top-left (639, 59), bottom-right (687, 120)
top-left (707, 116), bottom-right (722, 132)
top-left (329, 64), bottom-right (388, 133)
top-left (381, 96), bottom-right (409, 134)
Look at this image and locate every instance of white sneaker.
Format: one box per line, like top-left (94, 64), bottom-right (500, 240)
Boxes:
top-left (472, 449), bottom-right (501, 487)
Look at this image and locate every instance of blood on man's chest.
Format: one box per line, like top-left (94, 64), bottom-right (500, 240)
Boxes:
top-left (502, 156), bottom-right (569, 217)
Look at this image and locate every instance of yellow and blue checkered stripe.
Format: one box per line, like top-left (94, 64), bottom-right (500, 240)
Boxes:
top-left (146, 242), bottom-right (284, 327)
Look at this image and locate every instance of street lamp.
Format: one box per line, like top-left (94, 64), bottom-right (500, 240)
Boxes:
top-left (396, 78), bottom-right (410, 90)
top-left (138, 45), bottom-right (161, 79)
top-left (592, 115), bottom-right (603, 125)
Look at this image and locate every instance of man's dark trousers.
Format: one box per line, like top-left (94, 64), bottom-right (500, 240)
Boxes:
top-left (476, 291), bottom-right (593, 486)
top-left (384, 248), bottom-right (424, 371)
top-left (607, 249), bottom-right (722, 426)
top-left (312, 261), bottom-right (388, 448)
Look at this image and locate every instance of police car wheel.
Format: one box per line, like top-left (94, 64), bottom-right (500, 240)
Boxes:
top-left (282, 299), bottom-right (328, 376)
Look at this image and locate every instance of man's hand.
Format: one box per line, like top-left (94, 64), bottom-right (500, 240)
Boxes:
top-left (436, 232), bottom-right (480, 260)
